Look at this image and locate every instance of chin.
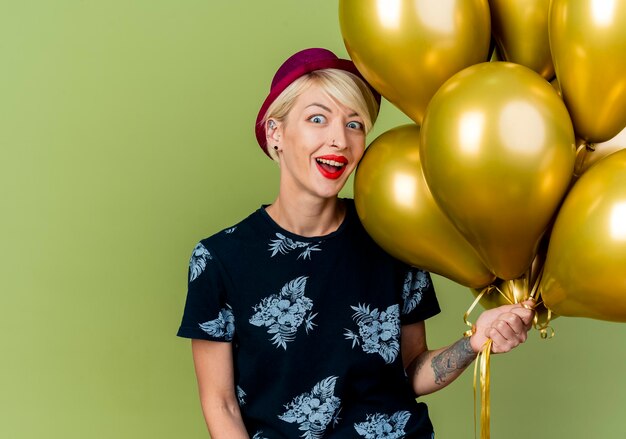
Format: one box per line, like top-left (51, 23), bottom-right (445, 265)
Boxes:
top-left (315, 183), bottom-right (347, 200)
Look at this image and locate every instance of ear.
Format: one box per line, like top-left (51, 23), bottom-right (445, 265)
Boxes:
top-left (266, 119), bottom-right (281, 146)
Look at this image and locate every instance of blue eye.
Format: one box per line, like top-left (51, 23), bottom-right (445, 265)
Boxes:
top-left (309, 115), bottom-right (327, 124)
top-left (347, 121), bottom-right (363, 130)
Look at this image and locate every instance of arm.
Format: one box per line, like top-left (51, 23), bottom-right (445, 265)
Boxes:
top-left (191, 339), bottom-right (249, 439)
top-left (402, 301), bottom-right (535, 396)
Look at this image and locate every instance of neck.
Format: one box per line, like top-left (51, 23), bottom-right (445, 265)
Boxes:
top-left (266, 194), bottom-right (346, 237)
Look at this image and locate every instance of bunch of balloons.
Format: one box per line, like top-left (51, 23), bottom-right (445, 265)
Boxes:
top-left (344, 0), bottom-right (626, 324)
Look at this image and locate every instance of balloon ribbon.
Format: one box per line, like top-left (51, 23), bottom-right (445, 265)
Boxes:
top-left (574, 141), bottom-right (596, 177)
top-left (473, 339), bottom-right (493, 439)
top-left (466, 282), bottom-right (553, 438)
top-left (464, 286), bottom-right (493, 336)
top-left (464, 288), bottom-right (494, 439)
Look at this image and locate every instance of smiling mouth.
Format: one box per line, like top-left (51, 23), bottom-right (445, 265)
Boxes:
top-left (315, 157), bottom-right (348, 180)
top-left (316, 157), bottom-right (347, 172)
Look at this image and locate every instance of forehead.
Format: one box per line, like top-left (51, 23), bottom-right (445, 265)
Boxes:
top-left (291, 82), bottom-right (357, 115)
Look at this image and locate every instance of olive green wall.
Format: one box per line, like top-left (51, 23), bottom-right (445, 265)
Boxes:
top-left (1, 1), bottom-right (624, 438)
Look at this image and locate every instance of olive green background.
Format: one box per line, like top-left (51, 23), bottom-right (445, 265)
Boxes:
top-left (1, 1), bottom-right (624, 438)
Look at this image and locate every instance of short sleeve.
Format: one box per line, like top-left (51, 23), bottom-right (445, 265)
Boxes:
top-left (176, 241), bottom-right (235, 342)
top-left (399, 266), bottom-right (440, 325)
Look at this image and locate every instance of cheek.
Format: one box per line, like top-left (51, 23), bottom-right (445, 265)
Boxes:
top-left (352, 138), bottom-right (366, 161)
top-left (287, 130), bottom-right (324, 156)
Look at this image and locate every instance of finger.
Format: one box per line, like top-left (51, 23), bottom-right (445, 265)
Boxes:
top-left (493, 319), bottom-right (520, 341)
top-left (499, 312), bottom-right (526, 335)
top-left (488, 330), bottom-right (522, 354)
top-left (485, 327), bottom-right (509, 353)
top-left (486, 325), bottom-right (523, 353)
top-left (510, 306), bottom-right (535, 327)
top-left (490, 300), bottom-right (535, 316)
top-left (489, 320), bottom-right (528, 352)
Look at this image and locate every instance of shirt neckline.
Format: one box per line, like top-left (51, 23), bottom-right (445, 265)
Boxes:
top-left (256, 198), bottom-right (354, 242)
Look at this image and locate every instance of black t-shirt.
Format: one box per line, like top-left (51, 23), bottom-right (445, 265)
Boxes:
top-left (177, 199), bottom-right (440, 438)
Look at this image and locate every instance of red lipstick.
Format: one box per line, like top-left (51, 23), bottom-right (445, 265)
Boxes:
top-left (315, 155), bottom-right (348, 180)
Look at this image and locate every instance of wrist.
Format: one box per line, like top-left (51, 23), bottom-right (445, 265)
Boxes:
top-left (468, 332), bottom-right (486, 353)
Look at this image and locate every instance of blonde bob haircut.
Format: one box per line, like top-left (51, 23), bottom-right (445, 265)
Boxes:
top-left (261, 69), bottom-right (380, 162)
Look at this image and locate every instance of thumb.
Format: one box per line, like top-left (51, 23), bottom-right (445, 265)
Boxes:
top-left (518, 300), bottom-right (537, 325)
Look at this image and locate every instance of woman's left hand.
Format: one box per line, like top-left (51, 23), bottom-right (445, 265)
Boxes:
top-left (470, 300), bottom-right (535, 354)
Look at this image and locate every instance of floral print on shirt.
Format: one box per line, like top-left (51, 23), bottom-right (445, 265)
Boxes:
top-left (268, 232), bottom-right (322, 260)
top-left (354, 410), bottom-right (411, 438)
top-left (236, 385), bottom-right (246, 405)
top-left (402, 269), bottom-right (429, 315)
top-left (189, 242), bottom-right (211, 282)
top-left (344, 304), bottom-right (401, 364)
top-left (198, 306), bottom-right (235, 341)
top-left (249, 276), bottom-right (317, 349)
top-left (278, 376), bottom-right (342, 439)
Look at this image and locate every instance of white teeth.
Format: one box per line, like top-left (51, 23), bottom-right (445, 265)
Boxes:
top-left (316, 158), bottom-right (346, 167)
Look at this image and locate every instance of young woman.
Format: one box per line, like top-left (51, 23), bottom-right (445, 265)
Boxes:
top-left (177, 48), bottom-right (534, 439)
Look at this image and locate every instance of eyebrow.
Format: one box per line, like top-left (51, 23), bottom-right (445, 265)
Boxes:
top-left (305, 103), bottom-right (359, 118)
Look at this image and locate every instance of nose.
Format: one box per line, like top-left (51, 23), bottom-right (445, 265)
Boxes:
top-left (330, 123), bottom-right (348, 150)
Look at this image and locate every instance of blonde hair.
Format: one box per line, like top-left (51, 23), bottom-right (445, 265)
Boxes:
top-left (261, 69), bottom-right (379, 161)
